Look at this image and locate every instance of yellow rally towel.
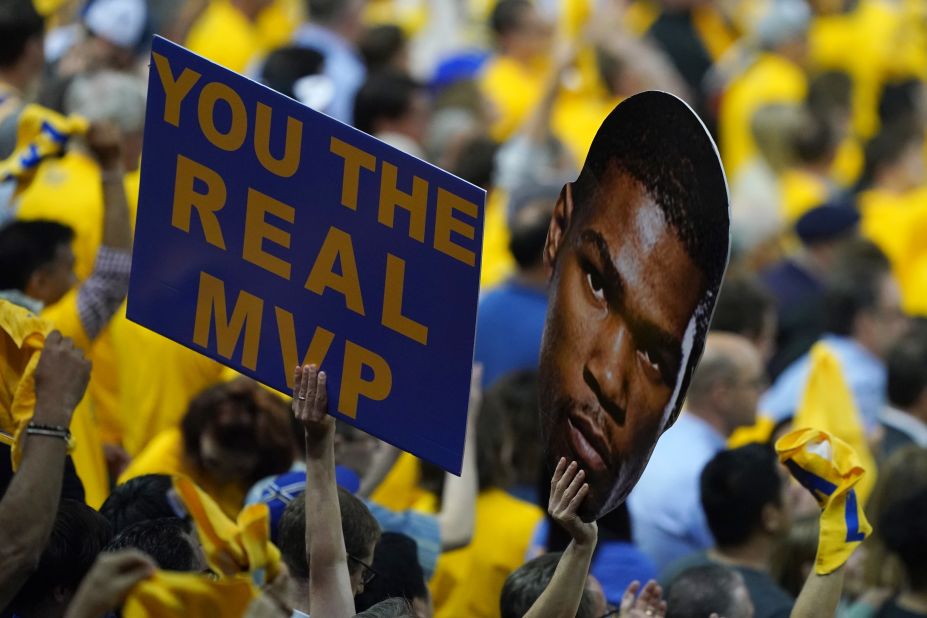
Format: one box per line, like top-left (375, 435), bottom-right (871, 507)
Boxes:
top-left (122, 571), bottom-right (256, 618)
top-left (775, 428), bottom-right (872, 574)
top-left (0, 104), bottom-right (88, 195)
top-left (792, 342), bottom-right (877, 502)
top-left (173, 477), bottom-right (281, 583)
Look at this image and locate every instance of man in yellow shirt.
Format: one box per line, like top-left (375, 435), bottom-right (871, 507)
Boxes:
top-left (186, 0), bottom-right (273, 74)
top-left (719, 0), bottom-right (810, 180)
top-left (479, 0), bottom-right (554, 142)
top-left (0, 118), bottom-right (133, 508)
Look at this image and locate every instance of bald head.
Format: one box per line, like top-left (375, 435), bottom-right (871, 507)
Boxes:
top-left (685, 333), bottom-right (764, 433)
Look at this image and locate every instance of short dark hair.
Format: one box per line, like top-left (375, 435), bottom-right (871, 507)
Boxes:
top-left (450, 135), bottom-right (499, 191)
top-left (11, 499), bottom-right (113, 611)
top-left (571, 92), bottom-right (730, 429)
top-left (0, 220), bottom-right (75, 291)
top-left (100, 474), bottom-right (176, 535)
top-left (358, 24), bottom-right (406, 72)
top-left (710, 273), bottom-right (775, 341)
top-left (260, 46), bottom-right (325, 100)
top-left (881, 488), bottom-right (927, 590)
top-left (823, 244), bottom-right (892, 336)
top-left (181, 380), bottom-right (294, 486)
top-left (701, 444), bottom-right (783, 547)
top-left (665, 564), bottom-right (750, 618)
top-left (306, 0), bottom-right (351, 25)
top-left (857, 119), bottom-right (923, 191)
top-left (500, 553), bottom-right (596, 618)
top-left (353, 70), bottom-right (424, 136)
top-left (355, 533), bottom-right (428, 611)
top-left (103, 517), bottom-right (199, 571)
top-left (490, 0), bottom-right (531, 38)
top-left (792, 112), bottom-right (836, 164)
top-left (0, 0), bottom-right (43, 68)
top-left (887, 325), bottom-right (927, 409)
top-left (277, 487), bottom-right (381, 580)
top-left (355, 597), bottom-right (415, 617)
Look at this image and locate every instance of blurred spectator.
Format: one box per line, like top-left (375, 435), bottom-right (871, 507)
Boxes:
top-left (479, 0), bottom-right (554, 142)
top-left (102, 517), bottom-right (206, 572)
top-left (354, 532), bottom-right (431, 617)
top-left (358, 24), bottom-right (409, 74)
top-left (629, 334), bottom-right (764, 571)
top-left (719, 0), bottom-right (810, 180)
top-left (662, 445), bottom-right (794, 618)
top-left (760, 201), bottom-right (860, 378)
top-left (665, 564), bottom-right (755, 618)
top-left (355, 598), bottom-right (416, 618)
top-left (258, 46), bottom-right (330, 110)
top-left (430, 372), bottom-right (544, 618)
top-left (880, 325), bottom-right (927, 459)
top-left (185, 0), bottom-right (272, 73)
top-left (710, 272), bottom-right (778, 362)
top-left (99, 474), bottom-right (177, 535)
top-left (353, 69), bottom-right (430, 159)
top-left (499, 553), bottom-right (597, 618)
top-left (7, 499), bottom-right (113, 618)
top-left (0, 0), bottom-right (45, 157)
top-left (877, 488), bottom-right (927, 618)
top-left (293, 0), bottom-right (367, 124)
top-left (863, 447), bottom-right (927, 594)
top-left (119, 380), bottom-right (295, 517)
top-left (769, 515), bottom-right (818, 599)
top-left (473, 182), bottom-right (555, 388)
top-left (779, 110), bottom-right (839, 223)
top-left (762, 242), bottom-right (908, 432)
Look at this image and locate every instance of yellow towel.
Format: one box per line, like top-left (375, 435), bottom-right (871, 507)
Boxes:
top-left (122, 571), bottom-right (256, 618)
top-left (775, 428), bottom-right (872, 574)
top-left (0, 104), bottom-right (88, 195)
top-left (173, 477), bottom-right (281, 583)
top-left (792, 342), bottom-right (877, 502)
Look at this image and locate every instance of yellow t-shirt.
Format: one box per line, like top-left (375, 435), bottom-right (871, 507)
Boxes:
top-left (479, 56), bottom-right (551, 143)
top-left (431, 489), bottom-right (544, 618)
top-left (186, 1), bottom-right (264, 74)
top-left (119, 427), bottom-right (246, 519)
top-left (719, 53), bottom-right (808, 180)
top-left (110, 316), bottom-right (225, 457)
top-left (858, 186), bottom-right (927, 315)
top-left (779, 168), bottom-right (832, 223)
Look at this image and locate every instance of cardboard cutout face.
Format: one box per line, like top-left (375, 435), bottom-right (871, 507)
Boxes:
top-left (539, 91), bottom-right (730, 521)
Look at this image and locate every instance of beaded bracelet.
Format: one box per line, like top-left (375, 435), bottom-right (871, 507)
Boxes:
top-left (26, 423), bottom-right (75, 451)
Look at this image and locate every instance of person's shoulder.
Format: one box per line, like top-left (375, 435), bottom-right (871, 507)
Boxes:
top-left (658, 550), bottom-right (711, 586)
top-left (735, 566), bottom-right (794, 617)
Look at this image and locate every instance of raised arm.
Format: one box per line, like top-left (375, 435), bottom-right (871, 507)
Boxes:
top-left (0, 331), bottom-right (91, 606)
top-left (74, 122), bottom-right (132, 342)
top-left (293, 364), bottom-right (354, 618)
top-left (790, 566), bottom-right (845, 618)
top-left (436, 364), bottom-right (481, 550)
top-left (523, 458), bottom-right (598, 618)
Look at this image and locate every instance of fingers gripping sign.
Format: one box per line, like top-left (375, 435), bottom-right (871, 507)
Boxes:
top-left (549, 458), bottom-right (598, 546)
top-left (292, 364), bottom-right (333, 440)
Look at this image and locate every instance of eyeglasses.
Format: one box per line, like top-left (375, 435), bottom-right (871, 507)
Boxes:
top-left (347, 554), bottom-right (379, 586)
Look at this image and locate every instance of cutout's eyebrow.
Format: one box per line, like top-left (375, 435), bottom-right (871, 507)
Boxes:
top-left (577, 228), bottom-right (684, 379)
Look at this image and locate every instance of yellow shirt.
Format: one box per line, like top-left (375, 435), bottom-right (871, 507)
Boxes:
top-left (858, 186), bottom-right (927, 315)
top-left (110, 315), bottom-right (225, 457)
top-left (479, 56), bottom-right (551, 143)
top-left (779, 168), bottom-right (832, 223)
top-left (186, 1), bottom-right (264, 74)
top-left (719, 53), bottom-right (807, 180)
top-left (119, 427), bottom-right (246, 519)
top-left (432, 489), bottom-right (544, 618)
top-left (256, 0), bottom-right (301, 50)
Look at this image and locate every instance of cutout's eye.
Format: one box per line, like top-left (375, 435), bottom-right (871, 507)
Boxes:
top-left (585, 271), bottom-right (605, 303)
top-left (637, 349), bottom-right (662, 383)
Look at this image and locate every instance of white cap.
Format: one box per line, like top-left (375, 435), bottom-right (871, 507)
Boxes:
top-left (84, 0), bottom-right (147, 50)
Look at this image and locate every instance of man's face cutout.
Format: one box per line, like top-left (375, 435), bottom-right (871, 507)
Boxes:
top-left (538, 92), bottom-right (730, 521)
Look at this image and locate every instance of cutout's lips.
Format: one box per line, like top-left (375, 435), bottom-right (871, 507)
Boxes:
top-left (566, 412), bottom-right (611, 475)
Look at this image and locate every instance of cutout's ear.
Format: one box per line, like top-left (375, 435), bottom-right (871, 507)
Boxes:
top-left (544, 183), bottom-right (575, 278)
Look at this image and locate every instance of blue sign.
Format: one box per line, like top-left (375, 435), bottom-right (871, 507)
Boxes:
top-left (128, 37), bottom-right (485, 474)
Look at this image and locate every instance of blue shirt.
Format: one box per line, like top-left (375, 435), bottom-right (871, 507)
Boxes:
top-left (760, 334), bottom-right (885, 432)
top-left (628, 413), bottom-right (726, 572)
top-left (292, 24), bottom-right (365, 125)
top-left (473, 279), bottom-right (548, 387)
